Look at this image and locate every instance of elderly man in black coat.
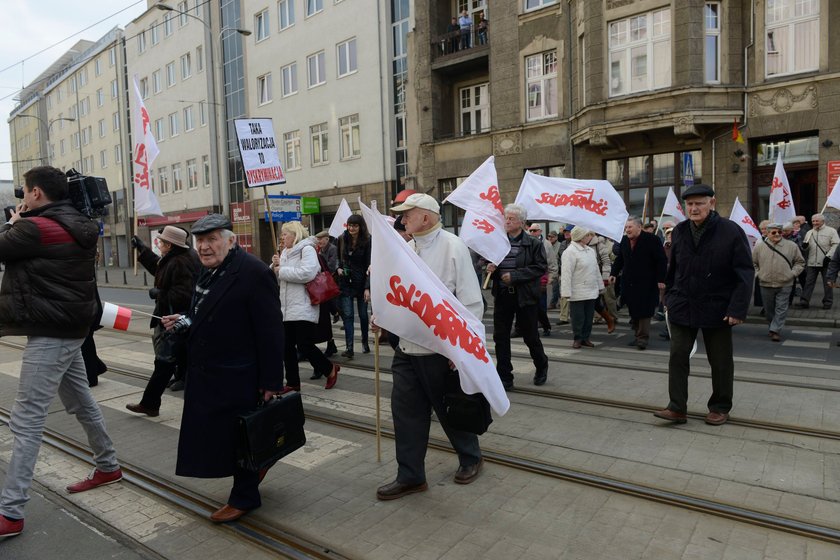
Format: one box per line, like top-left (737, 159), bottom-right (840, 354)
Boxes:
top-left (653, 185), bottom-right (754, 427)
top-left (609, 216), bottom-right (667, 350)
top-left (162, 214), bottom-right (284, 523)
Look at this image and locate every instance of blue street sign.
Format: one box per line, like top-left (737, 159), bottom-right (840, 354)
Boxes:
top-left (682, 153), bottom-right (695, 186)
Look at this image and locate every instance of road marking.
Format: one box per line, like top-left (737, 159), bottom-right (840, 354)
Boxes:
top-left (779, 340), bottom-right (830, 349)
top-left (790, 330), bottom-right (832, 337)
top-left (773, 354), bottom-right (826, 362)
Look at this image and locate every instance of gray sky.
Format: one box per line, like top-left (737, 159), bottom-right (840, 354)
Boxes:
top-left (0, 0), bottom-right (149, 181)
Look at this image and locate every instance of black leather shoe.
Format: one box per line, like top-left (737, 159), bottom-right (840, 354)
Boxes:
top-left (126, 403), bottom-right (159, 417)
top-left (501, 379), bottom-right (514, 391)
top-left (376, 480), bottom-right (428, 501)
top-left (324, 341), bottom-right (338, 357)
top-left (454, 458), bottom-right (484, 484)
top-left (362, 342), bottom-right (371, 354)
top-left (533, 367), bottom-right (547, 386)
top-left (341, 350), bottom-right (354, 359)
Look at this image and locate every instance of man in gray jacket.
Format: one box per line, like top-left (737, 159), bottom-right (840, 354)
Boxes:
top-left (753, 223), bottom-right (805, 341)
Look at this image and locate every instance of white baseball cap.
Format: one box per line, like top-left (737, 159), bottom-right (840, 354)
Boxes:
top-left (390, 193), bottom-right (440, 214)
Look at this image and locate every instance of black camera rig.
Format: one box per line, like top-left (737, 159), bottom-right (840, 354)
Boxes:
top-left (13, 169), bottom-right (112, 219)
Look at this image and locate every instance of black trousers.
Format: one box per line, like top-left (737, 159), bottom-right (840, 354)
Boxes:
top-left (228, 466), bottom-right (260, 510)
top-left (390, 350), bottom-right (481, 485)
top-left (667, 323), bottom-right (734, 415)
top-left (140, 325), bottom-right (182, 408)
top-left (283, 320), bottom-right (333, 387)
top-left (80, 330), bottom-right (107, 386)
top-left (493, 292), bottom-right (548, 384)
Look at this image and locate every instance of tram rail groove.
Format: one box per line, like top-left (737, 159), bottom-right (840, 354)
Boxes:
top-left (0, 408), bottom-right (351, 560)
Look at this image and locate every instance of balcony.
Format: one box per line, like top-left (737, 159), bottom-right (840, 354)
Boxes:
top-left (430, 28), bottom-right (489, 75)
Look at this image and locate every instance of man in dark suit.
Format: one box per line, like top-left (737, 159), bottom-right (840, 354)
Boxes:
top-left (162, 214), bottom-right (284, 523)
top-left (609, 216), bottom-right (668, 350)
top-left (653, 185), bottom-right (754, 427)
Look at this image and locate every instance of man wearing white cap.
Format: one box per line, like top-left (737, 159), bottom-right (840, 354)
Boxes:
top-left (374, 193), bottom-right (485, 500)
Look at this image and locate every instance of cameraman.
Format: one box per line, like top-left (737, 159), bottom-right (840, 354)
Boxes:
top-left (0, 166), bottom-right (122, 538)
top-left (125, 227), bottom-right (199, 416)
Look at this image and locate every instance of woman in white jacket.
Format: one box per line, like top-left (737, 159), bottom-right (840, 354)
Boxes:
top-left (560, 226), bottom-right (602, 349)
top-left (272, 222), bottom-right (339, 392)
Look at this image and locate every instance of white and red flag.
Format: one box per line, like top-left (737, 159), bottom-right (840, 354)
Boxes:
top-left (730, 197), bottom-right (761, 241)
top-left (442, 156), bottom-right (510, 265)
top-left (768, 153), bottom-right (796, 225)
top-left (359, 199), bottom-right (509, 416)
top-left (515, 173), bottom-right (628, 242)
top-left (328, 198), bottom-right (353, 239)
top-left (662, 187), bottom-right (686, 223)
top-left (826, 175), bottom-right (840, 212)
top-left (130, 75), bottom-right (162, 216)
top-left (100, 302), bottom-right (132, 331)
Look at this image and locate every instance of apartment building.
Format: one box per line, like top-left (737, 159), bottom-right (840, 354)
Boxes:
top-left (410, 0), bottom-right (840, 229)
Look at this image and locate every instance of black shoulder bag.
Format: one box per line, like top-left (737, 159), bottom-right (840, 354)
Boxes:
top-left (443, 370), bottom-right (493, 435)
top-left (235, 391), bottom-right (306, 472)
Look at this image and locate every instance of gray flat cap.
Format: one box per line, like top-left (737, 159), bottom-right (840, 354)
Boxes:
top-left (191, 213), bottom-right (233, 235)
top-left (681, 184), bottom-right (715, 199)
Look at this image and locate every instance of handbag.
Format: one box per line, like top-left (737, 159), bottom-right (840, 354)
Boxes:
top-left (235, 391), bottom-right (306, 472)
top-left (305, 254), bottom-right (340, 305)
top-left (443, 370), bottom-right (493, 435)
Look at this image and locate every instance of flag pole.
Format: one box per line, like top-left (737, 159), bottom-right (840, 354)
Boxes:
top-left (374, 334), bottom-right (382, 462)
top-left (642, 191), bottom-right (649, 223)
top-left (654, 207), bottom-right (666, 235)
top-left (482, 271), bottom-right (492, 290)
top-left (133, 214), bottom-right (139, 276)
top-left (263, 186), bottom-right (278, 247)
top-left (820, 200), bottom-right (829, 214)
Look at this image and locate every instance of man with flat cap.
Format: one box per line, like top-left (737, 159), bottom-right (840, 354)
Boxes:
top-left (373, 193), bottom-right (485, 500)
top-left (161, 214), bottom-right (284, 522)
top-left (752, 222), bottom-right (804, 342)
top-left (654, 184), bottom-right (754, 426)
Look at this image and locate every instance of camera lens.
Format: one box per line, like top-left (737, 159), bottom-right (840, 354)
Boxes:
top-left (13, 187), bottom-right (23, 199)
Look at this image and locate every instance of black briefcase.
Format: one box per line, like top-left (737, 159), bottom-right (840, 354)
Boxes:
top-left (235, 391), bottom-right (306, 472)
top-left (443, 371), bottom-right (493, 435)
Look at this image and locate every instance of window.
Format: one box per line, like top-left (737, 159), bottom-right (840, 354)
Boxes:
top-left (284, 131), bottom-right (301, 170)
top-left (281, 62), bottom-right (298, 96)
top-left (115, 144), bottom-right (122, 164)
top-left (256, 10), bottom-right (270, 41)
top-left (111, 79), bottom-right (118, 98)
top-left (152, 70), bottom-right (162, 93)
top-left (46, 94), bottom-right (52, 110)
top-left (310, 122), bottom-right (329, 165)
top-left (172, 163), bottom-right (183, 192)
top-left (79, 97), bottom-right (90, 116)
top-left (95, 57), bottom-right (102, 76)
top-left (196, 46), bottom-right (204, 72)
top-left (307, 51), bottom-right (326, 87)
top-left (151, 20), bottom-right (160, 45)
top-left (99, 119), bottom-right (106, 138)
top-left (181, 53), bottom-right (192, 79)
top-left (178, 1), bottom-right (189, 26)
top-left (166, 62), bottom-right (176, 87)
top-left (113, 112), bottom-right (120, 131)
top-left (460, 83), bottom-right (490, 134)
top-left (202, 155), bottom-right (211, 187)
top-left (138, 30), bottom-right (147, 53)
top-left (60, 139), bottom-right (66, 156)
top-left (70, 105), bottom-right (77, 120)
top-left (96, 88), bottom-right (104, 107)
top-left (199, 101), bottom-right (207, 125)
top-left (184, 106), bottom-right (194, 131)
top-left (765, 0), bottom-right (819, 77)
top-left (100, 149), bottom-right (108, 169)
top-left (195, 0), bottom-right (202, 17)
top-left (258, 73), bottom-right (273, 104)
top-left (79, 68), bottom-right (88, 87)
top-left (339, 114), bottom-right (361, 160)
top-left (169, 112), bottom-right (179, 136)
top-left (155, 118), bottom-right (165, 141)
top-left (58, 113), bottom-right (65, 129)
top-left (525, 0), bottom-right (557, 10)
top-left (140, 77), bottom-right (149, 99)
top-left (73, 132), bottom-right (80, 149)
top-left (164, 13), bottom-right (173, 36)
top-left (608, 8), bottom-right (671, 97)
top-left (306, 0), bottom-right (323, 17)
top-left (279, 0), bottom-right (295, 29)
top-left (187, 158), bottom-right (198, 189)
top-left (704, 2), bottom-right (720, 83)
top-left (159, 168), bottom-right (169, 195)
top-left (82, 126), bottom-right (91, 146)
top-left (337, 38), bottom-right (357, 77)
top-left (526, 51), bottom-right (558, 120)
top-left (109, 47), bottom-right (116, 67)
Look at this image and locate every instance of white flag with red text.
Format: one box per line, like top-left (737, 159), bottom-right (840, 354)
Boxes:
top-left (359, 200), bottom-right (509, 416)
top-left (328, 198), bottom-right (353, 239)
top-left (131, 75), bottom-right (162, 216)
top-left (730, 197), bottom-right (761, 240)
top-left (515, 173), bottom-right (628, 242)
top-left (442, 156), bottom-right (510, 265)
top-left (662, 187), bottom-right (686, 223)
top-left (826, 175), bottom-right (840, 212)
top-left (768, 153), bottom-right (796, 225)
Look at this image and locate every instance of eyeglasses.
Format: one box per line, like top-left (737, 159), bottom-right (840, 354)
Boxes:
top-left (528, 228), bottom-right (540, 232)
top-left (768, 230), bottom-right (782, 235)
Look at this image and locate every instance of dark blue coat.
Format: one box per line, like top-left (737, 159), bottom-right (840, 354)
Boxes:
top-left (176, 247), bottom-right (285, 478)
top-left (664, 212), bottom-right (754, 328)
top-left (610, 231), bottom-right (667, 319)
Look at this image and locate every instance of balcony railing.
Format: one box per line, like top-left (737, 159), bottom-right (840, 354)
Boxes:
top-left (430, 28), bottom-right (488, 62)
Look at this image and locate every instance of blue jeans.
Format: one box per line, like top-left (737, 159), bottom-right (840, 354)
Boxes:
top-left (340, 295), bottom-right (369, 353)
top-left (0, 337), bottom-right (119, 519)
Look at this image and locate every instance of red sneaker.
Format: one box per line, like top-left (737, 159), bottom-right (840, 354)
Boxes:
top-left (66, 468), bottom-right (123, 493)
top-left (0, 516), bottom-right (23, 538)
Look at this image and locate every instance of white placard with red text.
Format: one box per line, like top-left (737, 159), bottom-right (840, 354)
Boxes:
top-left (234, 118), bottom-right (286, 188)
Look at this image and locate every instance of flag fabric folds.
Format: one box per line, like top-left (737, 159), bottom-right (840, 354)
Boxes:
top-left (442, 156), bottom-right (510, 265)
top-left (358, 199), bottom-right (509, 416)
top-left (826, 175), bottom-right (840, 212)
top-left (131, 75), bottom-right (162, 216)
top-left (100, 302), bottom-right (132, 331)
top-left (732, 118), bottom-right (745, 144)
top-left (768, 153), bottom-right (796, 225)
top-left (328, 198), bottom-right (353, 239)
top-left (730, 197), bottom-right (761, 240)
top-left (662, 187), bottom-right (686, 223)
top-left (514, 173), bottom-right (628, 242)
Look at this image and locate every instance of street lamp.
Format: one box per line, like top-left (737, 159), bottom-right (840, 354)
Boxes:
top-left (154, 2), bottom-right (251, 216)
top-left (16, 114), bottom-right (76, 166)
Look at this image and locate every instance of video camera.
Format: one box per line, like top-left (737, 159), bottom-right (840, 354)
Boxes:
top-left (6, 169), bottom-right (112, 221)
